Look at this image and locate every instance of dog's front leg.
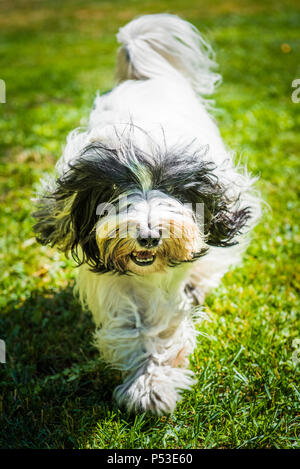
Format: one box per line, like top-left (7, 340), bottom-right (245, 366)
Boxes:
top-left (114, 354), bottom-right (195, 415)
top-left (95, 313), bottom-right (196, 415)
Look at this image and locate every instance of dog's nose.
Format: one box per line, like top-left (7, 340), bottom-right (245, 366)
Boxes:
top-left (137, 236), bottom-right (161, 249)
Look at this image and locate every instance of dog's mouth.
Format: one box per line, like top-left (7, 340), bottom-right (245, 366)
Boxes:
top-left (130, 250), bottom-right (156, 266)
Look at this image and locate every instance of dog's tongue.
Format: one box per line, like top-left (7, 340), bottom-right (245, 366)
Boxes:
top-left (135, 250), bottom-right (153, 259)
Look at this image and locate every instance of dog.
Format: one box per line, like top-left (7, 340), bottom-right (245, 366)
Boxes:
top-left (33, 14), bottom-right (260, 415)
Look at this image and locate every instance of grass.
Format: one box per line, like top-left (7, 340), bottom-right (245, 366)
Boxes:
top-left (0, 0), bottom-right (299, 449)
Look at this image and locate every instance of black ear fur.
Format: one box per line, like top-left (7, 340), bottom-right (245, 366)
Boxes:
top-left (33, 191), bottom-right (74, 252)
top-left (150, 147), bottom-right (251, 247)
top-left (33, 144), bottom-right (124, 270)
top-left (33, 141), bottom-right (152, 271)
top-left (33, 177), bottom-right (112, 271)
top-left (199, 187), bottom-right (250, 247)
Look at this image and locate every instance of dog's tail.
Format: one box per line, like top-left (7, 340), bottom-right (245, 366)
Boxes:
top-left (116, 13), bottom-right (221, 97)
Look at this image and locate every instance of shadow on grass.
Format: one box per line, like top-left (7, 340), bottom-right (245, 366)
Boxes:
top-left (0, 285), bottom-right (123, 448)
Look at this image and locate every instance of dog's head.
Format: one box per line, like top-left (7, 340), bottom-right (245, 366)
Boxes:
top-left (33, 138), bottom-right (250, 275)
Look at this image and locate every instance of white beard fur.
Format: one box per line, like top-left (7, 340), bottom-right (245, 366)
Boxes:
top-left (48, 14), bottom-right (261, 415)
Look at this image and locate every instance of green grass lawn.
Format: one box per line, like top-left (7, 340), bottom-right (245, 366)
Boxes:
top-left (0, 0), bottom-right (299, 449)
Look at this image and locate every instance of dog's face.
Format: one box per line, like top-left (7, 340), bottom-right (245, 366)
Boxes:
top-left (95, 190), bottom-right (204, 275)
top-left (33, 138), bottom-right (250, 275)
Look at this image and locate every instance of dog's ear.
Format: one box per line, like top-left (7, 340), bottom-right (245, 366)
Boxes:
top-left (33, 143), bottom-right (121, 269)
top-left (156, 150), bottom-right (251, 247)
top-left (200, 186), bottom-right (250, 247)
top-left (188, 165), bottom-right (251, 247)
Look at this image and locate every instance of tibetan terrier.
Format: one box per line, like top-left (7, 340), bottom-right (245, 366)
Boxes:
top-left (33, 14), bottom-right (260, 414)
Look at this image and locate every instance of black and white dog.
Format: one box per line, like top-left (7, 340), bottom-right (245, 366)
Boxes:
top-left (34, 14), bottom-right (260, 414)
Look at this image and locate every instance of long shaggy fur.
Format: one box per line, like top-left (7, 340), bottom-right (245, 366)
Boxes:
top-left (33, 14), bottom-right (261, 415)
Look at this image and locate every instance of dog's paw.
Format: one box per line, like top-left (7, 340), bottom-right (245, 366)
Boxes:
top-left (113, 362), bottom-right (195, 415)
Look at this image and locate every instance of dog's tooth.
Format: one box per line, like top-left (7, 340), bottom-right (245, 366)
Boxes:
top-left (140, 256), bottom-right (153, 263)
top-left (131, 251), bottom-right (155, 264)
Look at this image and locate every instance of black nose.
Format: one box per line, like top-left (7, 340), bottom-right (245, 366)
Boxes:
top-left (137, 237), bottom-right (161, 249)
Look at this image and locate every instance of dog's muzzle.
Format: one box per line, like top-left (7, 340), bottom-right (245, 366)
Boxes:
top-left (130, 234), bottom-right (161, 266)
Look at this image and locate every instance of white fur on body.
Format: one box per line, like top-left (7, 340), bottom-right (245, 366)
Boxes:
top-left (53, 14), bottom-right (260, 414)
top-left (76, 263), bottom-right (197, 414)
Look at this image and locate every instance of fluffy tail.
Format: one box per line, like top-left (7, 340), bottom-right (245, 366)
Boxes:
top-left (116, 13), bottom-right (221, 96)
